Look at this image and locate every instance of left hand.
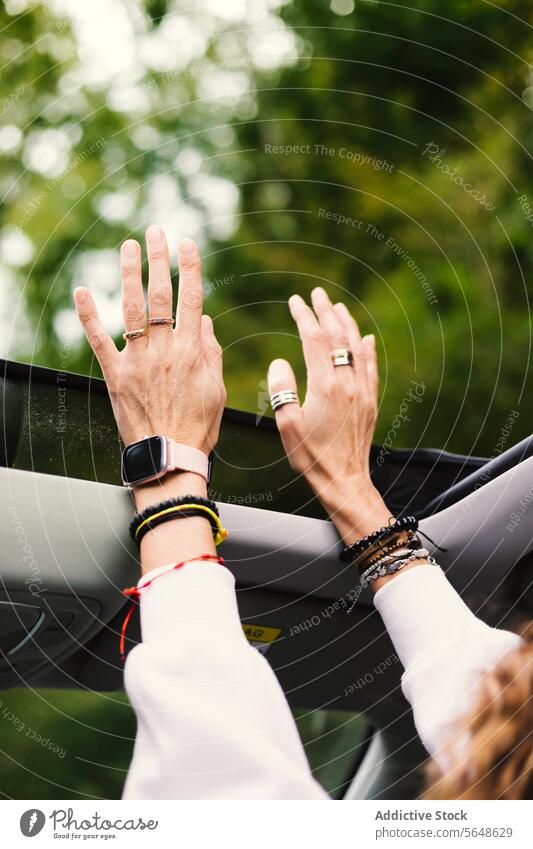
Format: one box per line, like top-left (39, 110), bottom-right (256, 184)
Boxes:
top-left (268, 287), bottom-right (391, 542)
top-left (73, 228), bottom-right (226, 457)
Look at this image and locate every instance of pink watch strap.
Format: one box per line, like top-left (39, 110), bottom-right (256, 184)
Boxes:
top-left (167, 440), bottom-right (210, 482)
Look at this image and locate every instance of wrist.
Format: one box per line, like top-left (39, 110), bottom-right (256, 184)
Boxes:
top-left (133, 471), bottom-right (208, 512)
top-left (134, 473), bottom-right (216, 576)
top-left (313, 478), bottom-right (393, 545)
top-left (369, 558), bottom-right (428, 593)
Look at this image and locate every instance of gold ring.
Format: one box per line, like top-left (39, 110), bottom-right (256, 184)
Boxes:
top-left (123, 327), bottom-right (149, 341)
top-left (148, 317), bottom-right (174, 327)
top-left (331, 348), bottom-right (353, 367)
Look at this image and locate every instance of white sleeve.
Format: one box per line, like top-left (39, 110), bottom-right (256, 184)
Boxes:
top-left (373, 564), bottom-right (522, 765)
top-left (122, 560), bottom-right (328, 800)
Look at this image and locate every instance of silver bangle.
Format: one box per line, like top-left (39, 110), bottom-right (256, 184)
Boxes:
top-left (361, 548), bottom-right (430, 588)
top-left (360, 548), bottom-right (420, 583)
top-left (364, 549), bottom-right (431, 587)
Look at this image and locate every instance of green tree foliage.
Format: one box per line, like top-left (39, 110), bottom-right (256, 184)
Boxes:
top-left (1, 0), bottom-right (531, 455)
top-left (211, 0), bottom-right (533, 455)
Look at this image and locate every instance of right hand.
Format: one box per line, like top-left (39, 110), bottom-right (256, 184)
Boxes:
top-left (74, 228), bottom-right (226, 458)
top-left (268, 288), bottom-right (392, 543)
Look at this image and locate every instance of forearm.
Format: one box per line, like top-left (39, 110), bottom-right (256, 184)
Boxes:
top-left (322, 481), bottom-right (522, 757)
top-left (314, 478), bottom-right (428, 591)
top-left (314, 476), bottom-right (392, 543)
top-left (133, 471), bottom-right (216, 575)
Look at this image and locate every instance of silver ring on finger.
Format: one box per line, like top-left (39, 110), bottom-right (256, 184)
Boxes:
top-left (331, 348), bottom-right (353, 367)
top-left (270, 390), bottom-right (299, 411)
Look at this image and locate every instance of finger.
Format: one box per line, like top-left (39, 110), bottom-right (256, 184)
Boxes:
top-left (74, 287), bottom-right (118, 376)
top-left (360, 335), bottom-right (378, 445)
top-left (201, 314), bottom-right (222, 370)
top-left (362, 334), bottom-right (378, 399)
top-left (146, 225), bottom-right (173, 329)
top-left (176, 238), bottom-right (203, 339)
top-left (267, 358), bottom-right (302, 434)
top-left (288, 294), bottom-right (330, 388)
top-left (333, 301), bottom-right (362, 354)
top-left (311, 287), bottom-right (349, 351)
top-left (120, 239), bottom-right (147, 337)
top-left (333, 301), bottom-right (365, 389)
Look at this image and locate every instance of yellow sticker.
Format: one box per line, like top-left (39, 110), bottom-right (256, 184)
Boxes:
top-left (242, 623), bottom-right (283, 644)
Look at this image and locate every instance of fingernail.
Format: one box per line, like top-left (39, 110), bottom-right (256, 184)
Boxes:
top-left (268, 358), bottom-right (286, 374)
top-left (179, 238), bottom-right (197, 256)
top-left (73, 287), bottom-right (85, 303)
top-left (122, 239), bottom-right (139, 258)
top-left (146, 225), bottom-right (163, 243)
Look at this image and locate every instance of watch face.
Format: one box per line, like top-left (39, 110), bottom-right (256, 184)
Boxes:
top-left (122, 436), bottom-right (165, 485)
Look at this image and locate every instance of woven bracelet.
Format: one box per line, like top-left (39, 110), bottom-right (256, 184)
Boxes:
top-left (360, 547), bottom-right (430, 588)
top-left (339, 516), bottom-right (418, 564)
top-left (357, 531), bottom-right (420, 573)
top-left (120, 553), bottom-right (225, 662)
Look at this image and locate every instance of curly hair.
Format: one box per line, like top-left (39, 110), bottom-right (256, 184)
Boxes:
top-left (424, 621), bottom-right (533, 800)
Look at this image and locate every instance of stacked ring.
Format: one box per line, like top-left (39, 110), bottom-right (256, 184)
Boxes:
top-left (148, 317), bottom-right (174, 327)
top-left (270, 390), bottom-right (299, 411)
top-left (123, 327), bottom-right (149, 341)
top-left (331, 348), bottom-right (353, 367)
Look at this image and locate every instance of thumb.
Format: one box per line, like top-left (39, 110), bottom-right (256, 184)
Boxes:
top-left (267, 358), bottom-right (301, 430)
top-left (201, 314), bottom-right (222, 368)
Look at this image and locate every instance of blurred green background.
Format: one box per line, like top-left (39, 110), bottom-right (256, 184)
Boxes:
top-left (0, 0), bottom-right (532, 798)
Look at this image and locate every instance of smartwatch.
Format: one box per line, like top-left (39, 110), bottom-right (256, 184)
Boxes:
top-left (121, 435), bottom-right (211, 487)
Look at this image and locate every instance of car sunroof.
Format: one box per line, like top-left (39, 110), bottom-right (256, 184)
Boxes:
top-left (1, 359), bottom-right (487, 519)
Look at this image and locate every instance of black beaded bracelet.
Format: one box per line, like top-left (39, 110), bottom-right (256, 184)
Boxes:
top-left (135, 506), bottom-right (221, 547)
top-left (339, 516), bottom-right (419, 563)
top-left (357, 531), bottom-right (421, 573)
top-left (130, 495), bottom-right (219, 544)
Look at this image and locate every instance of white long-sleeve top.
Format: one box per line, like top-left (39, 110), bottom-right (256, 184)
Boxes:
top-left (123, 560), bottom-right (328, 799)
top-left (373, 564), bottom-right (522, 767)
top-left (123, 560), bottom-right (522, 799)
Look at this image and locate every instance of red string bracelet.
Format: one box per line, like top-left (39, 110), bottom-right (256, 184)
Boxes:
top-left (119, 554), bottom-right (225, 663)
